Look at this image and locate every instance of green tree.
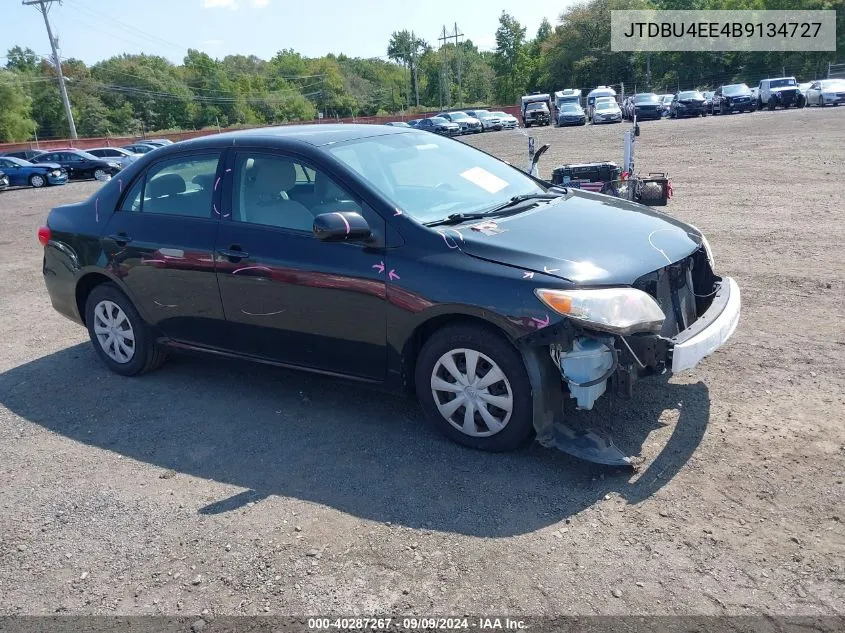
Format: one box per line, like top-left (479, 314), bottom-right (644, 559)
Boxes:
top-left (0, 69), bottom-right (37, 141)
top-left (492, 12), bottom-right (529, 104)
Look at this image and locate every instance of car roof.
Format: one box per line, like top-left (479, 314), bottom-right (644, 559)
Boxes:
top-left (175, 123), bottom-right (414, 149)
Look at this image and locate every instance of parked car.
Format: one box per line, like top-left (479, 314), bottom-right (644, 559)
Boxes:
top-left (523, 102), bottom-right (551, 127)
top-left (407, 119), bottom-right (423, 128)
top-left (712, 83), bottom-right (755, 114)
top-left (416, 116), bottom-right (461, 136)
top-left (142, 138), bottom-right (174, 145)
top-left (0, 170), bottom-right (8, 192)
top-left (669, 90), bottom-right (707, 118)
top-left (0, 156), bottom-right (68, 188)
top-left (384, 121), bottom-right (411, 127)
top-left (87, 147), bottom-right (141, 168)
top-left (627, 93), bottom-right (662, 120)
top-left (32, 149), bottom-right (122, 181)
top-left (590, 100), bottom-right (622, 124)
top-left (804, 78), bottom-right (845, 107)
top-left (758, 77), bottom-right (802, 110)
top-left (555, 103), bottom-right (587, 126)
top-left (0, 149), bottom-right (46, 161)
top-left (490, 111), bottom-right (519, 129)
top-left (465, 110), bottom-right (502, 131)
top-left (38, 123), bottom-right (740, 457)
top-left (702, 90), bottom-right (715, 114)
top-left (750, 87), bottom-right (759, 102)
top-left (436, 111), bottom-right (482, 134)
top-left (658, 94), bottom-right (674, 117)
top-left (122, 143), bottom-right (161, 154)
top-left (585, 86), bottom-right (617, 120)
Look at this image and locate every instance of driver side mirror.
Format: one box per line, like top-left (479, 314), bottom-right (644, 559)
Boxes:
top-left (313, 211), bottom-right (372, 242)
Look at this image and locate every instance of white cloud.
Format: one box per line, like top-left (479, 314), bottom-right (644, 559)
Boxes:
top-left (250, 0), bottom-right (270, 6)
top-left (203, 0), bottom-right (238, 9)
top-left (203, 39), bottom-right (224, 46)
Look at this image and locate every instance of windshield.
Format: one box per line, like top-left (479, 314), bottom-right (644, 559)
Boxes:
top-left (429, 117), bottom-right (448, 124)
top-left (491, 111), bottom-right (508, 117)
top-left (2, 157), bottom-right (29, 166)
top-left (75, 151), bottom-right (100, 160)
top-left (723, 84), bottom-right (750, 95)
top-left (326, 131), bottom-right (546, 224)
top-left (447, 112), bottom-right (468, 120)
top-left (526, 103), bottom-right (547, 111)
top-left (678, 91), bottom-right (703, 99)
top-left (770, 78), bottom-right (796, 88)
top-left (595, 101), bottom-right (616, 110)
top-left (560, 104), bottom-right (581, 112)
top-left (634, 94), bottom-right (658, 103)
top-left (822, 79), bottom-right (845, 90)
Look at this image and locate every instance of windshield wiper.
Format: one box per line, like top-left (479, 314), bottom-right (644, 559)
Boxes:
top-left (424, 193), bottom-right (566, 227)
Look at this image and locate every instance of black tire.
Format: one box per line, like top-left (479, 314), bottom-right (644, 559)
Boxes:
top-left (414, 324), bottom-right (534, 452)
top-left (29, 173), bottom-right (46, 188)
top-left (768, 98), bottom-right (776, 111)
top-left (84, 282), bottom-right (167, 377)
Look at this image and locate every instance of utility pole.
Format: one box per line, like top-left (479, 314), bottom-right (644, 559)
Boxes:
top-left (24, 0), bottom-right (77, 139)
top-left (451, 23), bottom-right (464, 107)
top-left (438, 25), bottom-right (449, 109)
top-left (411, 30), bottom-right (419, 108)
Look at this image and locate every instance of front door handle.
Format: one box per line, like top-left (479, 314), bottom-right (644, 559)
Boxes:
top-left (108, 232), bottom-right (131, 246)
top-left (218, 247), bottom-right (249, 260)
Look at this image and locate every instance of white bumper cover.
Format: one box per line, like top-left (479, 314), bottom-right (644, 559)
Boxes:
top-left (671, 277), bottom-right (741, 372)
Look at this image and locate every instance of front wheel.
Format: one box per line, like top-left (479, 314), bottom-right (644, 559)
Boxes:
top-left (415, 324), bottom-right (534, 452)
top-left (29, 174), bottom-right (46, 188)
top-left (85, 283), bottom-right (167, 376)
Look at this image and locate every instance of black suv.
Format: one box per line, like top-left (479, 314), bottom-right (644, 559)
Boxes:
top-left (712, 84), bottom-right (755, 115)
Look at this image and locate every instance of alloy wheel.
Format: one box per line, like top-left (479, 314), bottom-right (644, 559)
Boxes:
top-left (430, 348), bottom-right (513, 437)
top-left (93, 300), bottom-right (136, 363)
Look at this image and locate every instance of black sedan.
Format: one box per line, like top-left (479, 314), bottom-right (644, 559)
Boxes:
top-left (416, 116), bottom-right (461, 136)
top-left (32, 149), bottom-right (122, 181)
top-left (628, 93), bottom-right (663, 120)
top-left (0, 156), bottom-right (68, 188)
top-left (38, 124), bottom-right (740, 463)
top-left (669, 90), bottom-right (708, 118)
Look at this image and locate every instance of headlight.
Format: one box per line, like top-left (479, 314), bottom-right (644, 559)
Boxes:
top-left (534, 288), bottom-right (665, 335)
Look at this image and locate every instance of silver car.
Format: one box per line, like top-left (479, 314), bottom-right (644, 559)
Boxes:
top-left (491, 111), bottom-right (519, 129)
top-left (805, 78), bottom-right (845, 107)
top-left (591, 100), bottom-right (623, 123)
top-left (86, 147), bottom-right (141, 168)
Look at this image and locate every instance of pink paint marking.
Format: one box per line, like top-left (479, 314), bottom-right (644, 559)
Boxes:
top-left (213, 203), bottom-right (220, 216)
top-left (531, 315), bottom-right (550, 328)
top-left (223, 213), bottom-right (231, 218)
top-left (214, 176), bottom-right (221, 191)
top-left (142, 259), bottom-right (167, 265)
top-left (372, 261), bottom-right (385, 274)
top-left (95, 198), bottom-right (99, 223)
top-left (388, 269), bottom-right (400, 281)
top-left (437, 230), bottom-right (459, 249)
top-left (118, 179), bottom-right (123, 193)
top-left (523, 271), bottom-right (535, 279)
top-left (543, 266), bottom-right (560, 274)
top-left (394, 208), bottom-right (403, 216)
top-left (233, 266), bottom-right (272, 275)
top-left (225, 168), bottom-right (232, 173)
top-left (334, 212), bottom-right (351, 235)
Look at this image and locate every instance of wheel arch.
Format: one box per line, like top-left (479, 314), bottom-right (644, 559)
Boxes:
top-left (75, 269), bottom-right (150, 327)
top-left (399, 311), bottom-right (517, 393)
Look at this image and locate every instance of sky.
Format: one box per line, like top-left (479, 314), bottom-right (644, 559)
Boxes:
top-left (1, 0), bottom-right (572, 67)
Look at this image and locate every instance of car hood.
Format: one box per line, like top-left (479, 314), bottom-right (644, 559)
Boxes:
top-left (32, 162), bottom-right (63, 170)
top-left (452, 191), bottom-right (702, 285)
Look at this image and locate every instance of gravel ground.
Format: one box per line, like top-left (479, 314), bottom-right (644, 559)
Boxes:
top-left (0, 108), bottom-right (843, 618)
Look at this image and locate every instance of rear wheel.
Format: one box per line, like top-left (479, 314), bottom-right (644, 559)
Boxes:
top-left (415, 324), bottom-right (534, 452)
top-left (84, 283), bottom-right (167, 376)
top-left (29, 174), bottom-right (46, 188)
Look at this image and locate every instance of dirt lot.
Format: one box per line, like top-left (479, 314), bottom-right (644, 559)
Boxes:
top-left (0, 108), bottom-right (843, 618)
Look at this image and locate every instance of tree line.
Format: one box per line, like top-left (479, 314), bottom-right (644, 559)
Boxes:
top-left (1, 0), bottom-right (841, 142)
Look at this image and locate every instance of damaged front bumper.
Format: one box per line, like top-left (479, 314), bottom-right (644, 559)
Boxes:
top-left (517, 276), bottom-right (741, 467)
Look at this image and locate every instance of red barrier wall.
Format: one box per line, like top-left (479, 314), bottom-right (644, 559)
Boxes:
top-left (0, 106), bottom-right (524, 153)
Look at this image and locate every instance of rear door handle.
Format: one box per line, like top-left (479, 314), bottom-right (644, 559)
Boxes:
top-left (218, 248), bottom-right (249, 260)
top-left (108, 233), bottom-right (131, 246)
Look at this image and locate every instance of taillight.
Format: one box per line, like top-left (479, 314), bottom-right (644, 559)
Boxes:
top-left (37, 226), bottom-right (51, 246)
